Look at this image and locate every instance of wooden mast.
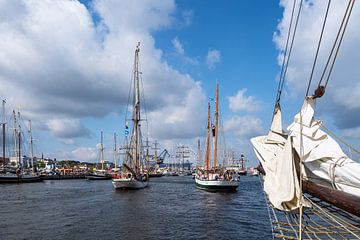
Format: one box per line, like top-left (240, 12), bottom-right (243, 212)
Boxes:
top-left (13, 110), bottom-right (17, 160)
top-left (197, 139), bottom-right (200, 167)
top-left (205, 102), bottom-right (211, 171)
top-left (29, 120), bottom-right (34, 171)
top-left (1, 100), bottom-right (5, 167)
top-left (134, 42), bottom-right (141, 176)
top-left (113, 132), bottom-right (117, 172)
top-left (213, 83), bottom-right (219, 170)
top-left (100, 130), bottom-right (104, 171)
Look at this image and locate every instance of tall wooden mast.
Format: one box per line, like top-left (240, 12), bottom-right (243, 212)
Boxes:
top-left (100, 130), bottom-right (104, 171)
top-left (12, 110), bottom-right (18, 159)
top-left (213, 83), bottom-right (219, 170)
top-left (113, 132), bottom-right (117, 172)
top-left (29, 120), bottom-right (34, 170)
top-left (133, 42), bottom-right (141, 176)
top-left (197, 139), bottom-right (201, 167)
top-left (205, 102), bottom-right (211, 171)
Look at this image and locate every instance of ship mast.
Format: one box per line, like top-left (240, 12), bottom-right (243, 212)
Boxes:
top-left (1, 99), bottom-right (6, 167)
top-left (113, 132), bottom-right (117, 172)
top-left (12, 110), bottom-right (18, 160)
top-left (100, 130), bottom-right (104, 171)
top-left (29, 120), bottom-right (34, 171)
top-left (213, 83), bottom-right (219, 170)
top-left (197, 139), bottom-right (201, 168)
top-left (205, 102), bottom-right (211, 171)
top-left (133, 42), bottom-right (141, 176)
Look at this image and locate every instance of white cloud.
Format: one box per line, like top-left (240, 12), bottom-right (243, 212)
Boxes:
top-left (224, 115), bottom-right (264, 139)
top-left (57, 147), bottom-right (98, 162)
top-left (0, 0), bottom-right (206, 143)
top-left (228, 88), bottom-right (261, 112)
top-left (274, 0), bottom-right (360, 129)
top-left (172, 37), bottom-right (184, 55)
top-left (45, 118), bottom-right (91, 139)
top-left (206, 49), bottom-right (221, 69)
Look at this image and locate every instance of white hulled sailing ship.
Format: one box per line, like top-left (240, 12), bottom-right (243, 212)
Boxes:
top-left (195, 84), bottom-right (240, 191)
top-left (112, 43), bottom-right (149, 190)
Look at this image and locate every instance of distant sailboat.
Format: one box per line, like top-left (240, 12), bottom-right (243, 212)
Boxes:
top-left (195, 84), bottom-right (240, 191)
top-left (112, 43), bottom-right (149, 190)
top-left (0, 105), bottom-right (42, 183)
top-left (86, 130), bottom-right (111, 180)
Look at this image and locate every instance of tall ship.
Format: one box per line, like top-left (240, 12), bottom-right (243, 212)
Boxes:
top-left (195, 84), bottom-right (240, 191)
top-left (86, 130), bottom-right (111, 180)
top-left (112, 43), bottom-right (149, 190)
top-left (0, 102), bottom-right (42, 183)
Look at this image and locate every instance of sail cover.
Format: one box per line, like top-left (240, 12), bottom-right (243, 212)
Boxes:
top-left (251, 97), bottom-right (360, 211)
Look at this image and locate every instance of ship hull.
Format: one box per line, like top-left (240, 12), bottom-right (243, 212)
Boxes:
top-left (195, 178), bottom-right (239, 191)
top-left (112, 178), bottom-right (148, 190)
top-left (85, 174), bottom-right (112, 180)
top-left (0, 174), bottom-right (43, 183)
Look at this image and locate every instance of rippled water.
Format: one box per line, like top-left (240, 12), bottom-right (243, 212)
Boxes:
top-left (0, 176), bottom-right (272, 240)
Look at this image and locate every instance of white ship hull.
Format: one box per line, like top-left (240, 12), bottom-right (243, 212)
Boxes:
top-left (112, 178), bottom-right (148, 190)
top-left (195, 177), bottom-right (240, 191)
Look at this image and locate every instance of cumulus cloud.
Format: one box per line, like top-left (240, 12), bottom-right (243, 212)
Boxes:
top-left (0, 0), bottom-right (206, 144)
top-left (206, 49), bottom-right (221, 69)
top-left (45, 118), bottom-right (91, 139)
top-left (224, 115), bottom-right (264, 139)
top-left (228, 88), bottom-right (261, 113)
top-left (274, 0), bottom-right (360, 130)
top-left (58, 147), bottom-right (98, 162)
top-left (182, 10), bottom-right (193, 26)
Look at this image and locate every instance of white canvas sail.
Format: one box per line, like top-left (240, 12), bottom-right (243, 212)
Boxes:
top-left (287, 97), bottom-right (360, 196)
top-left (251, 97), bottom-right (360, 211)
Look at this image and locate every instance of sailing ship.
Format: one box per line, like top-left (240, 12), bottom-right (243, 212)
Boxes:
top-left (195, 84), bottom-right (240, 191)
top-left (251, 0), bottom-right (360, 238)
top-left (0, 103), bottom-right (42, 183)
top-left (238, 154), bottom-right (247, 175)
top-left (112, 43), bottom-right (149, 190)
top-left (86, 130), bottom-right (111, 180)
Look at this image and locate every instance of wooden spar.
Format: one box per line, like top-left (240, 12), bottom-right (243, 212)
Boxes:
top-left (213, 83), bottom-right (219, 170)
top-left (205, 102), bottom-right (211, 171)
top-left (303, 180), bottom-right (360, 217)
top-left (258, 165), bottom-right (360, 217)
top-left (134, 42), bottom-right (140, 176)
top-left (113, 132), bottom-right (117, 172)
top-left (13, 110), bottom-right (17, 159)
top-left (100, 130), bottom-right (104, 171)
top-left (197, 139), bottom-right (201, 167)
top-left (29, 120), bottom-right (34, 170)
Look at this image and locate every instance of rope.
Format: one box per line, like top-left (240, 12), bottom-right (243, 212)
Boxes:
top-left (317, 0), bottom-right (355, 92)
top-left (305, 0), bottom-right (331, 96)
top-left (275, 0), bottom-right (297, 109)
top-left (320, 122), bottom-right (360, 155)
top-left (278, 0), bottom-right (303, 104)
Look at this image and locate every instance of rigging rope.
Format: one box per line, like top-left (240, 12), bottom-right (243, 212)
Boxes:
top-left (313, 0), bottom-right (355, 97)
top-left (277, 0), bottom-right (304, 106)
top-left (274, 0), bottom-right (297, 110)
top-left (305, 0), bottom-right (331, 96)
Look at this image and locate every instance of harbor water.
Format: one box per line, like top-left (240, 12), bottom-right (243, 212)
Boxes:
top-left (0, 176), bottom-right (272, 240)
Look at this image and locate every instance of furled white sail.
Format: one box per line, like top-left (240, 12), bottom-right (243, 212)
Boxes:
top-left (251, 97), bottom-right (360, 211)
top-left (287, 97), bottom-right (360, 196)
top-left (251, 105), bottom-right (305, 211)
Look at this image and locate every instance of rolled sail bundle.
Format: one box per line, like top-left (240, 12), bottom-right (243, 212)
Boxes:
top-left (251, 97), bottom-right (360, 214)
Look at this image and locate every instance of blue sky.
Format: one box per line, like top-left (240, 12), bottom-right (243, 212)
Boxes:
top-left (0, 0), bottom-right (359, 166)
